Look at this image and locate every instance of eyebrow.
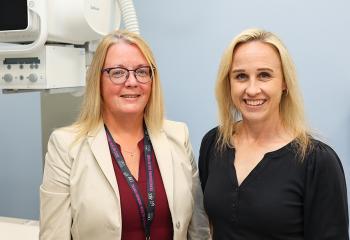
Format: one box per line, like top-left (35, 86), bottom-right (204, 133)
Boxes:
top-left (257, 68), bottom-right (274, 72)
top-left (231, 69), bottom-right (245, 74)
top-left (231, 68), bottom-right (274, 73)
top-left (105, 64), bottom-right (148, 69)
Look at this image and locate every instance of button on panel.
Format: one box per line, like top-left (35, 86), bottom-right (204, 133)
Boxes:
top-left (3, 74), bottom-right (13, 82)
top-left (28, 73), bottom-right (38, 82)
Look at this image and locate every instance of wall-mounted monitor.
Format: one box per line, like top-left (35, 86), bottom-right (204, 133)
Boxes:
top-left (0, 0), bottom-right (28, 31)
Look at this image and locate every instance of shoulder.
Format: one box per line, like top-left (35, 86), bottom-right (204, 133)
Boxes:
top-left (44, 126), bottom-right (81, 174)
top-left (202, 126), bottom-right (219, 140)
top-left (308, 139), bottom-right (341, 162)
top-left (162, 119), bottom-right (189, 141)
top-left (161, 120), bottom-right (194, 160)
top-left (198, 127), bottom-right (219, 190)
top-left (47, 125), bottom-right (84, 154)
top-left (198, 126), bottom-right (219, 165)
top-left (305, 139), bottom-right (345, 176)
top-left (200, 126), bottom-right (219, 149)
top-left (162, 119), bottom-right (187, 130)
top-left (49, 125), bottom-right (79, 144)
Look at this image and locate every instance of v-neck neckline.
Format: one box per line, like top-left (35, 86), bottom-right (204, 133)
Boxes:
top-left (227, 141), bottom-right (294, 188)
top-left (116, 137), bottom-right (145, 182)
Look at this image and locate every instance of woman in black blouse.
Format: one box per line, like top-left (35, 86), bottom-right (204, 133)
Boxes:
top-left (199, 28), bottom-right (349, 240)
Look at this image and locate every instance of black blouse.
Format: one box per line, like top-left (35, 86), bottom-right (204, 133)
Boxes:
top-left (199, 127), bottom-right (349, 240)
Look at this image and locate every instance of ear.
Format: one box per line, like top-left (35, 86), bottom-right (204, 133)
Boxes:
top-left (282, 81), bottom-right (287, 91)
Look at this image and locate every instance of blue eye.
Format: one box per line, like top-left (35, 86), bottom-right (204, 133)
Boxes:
top-left (258, 72), bottom-right (271, 79)
top-left (110, 68), bottom-right (127, 78)
top-left (235, 73), bottom-right (248, 81)
top-left (135, 67), bottom-right (150, 77)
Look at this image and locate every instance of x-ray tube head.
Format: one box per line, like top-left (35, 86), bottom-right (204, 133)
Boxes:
top-left (47, 0), bottom-right (121, 44)
top-left (0, 0), bottom-right (121, 45)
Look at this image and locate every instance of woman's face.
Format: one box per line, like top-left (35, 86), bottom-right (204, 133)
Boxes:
top-left (230, 41), bottom-right (286, 124)
top-left (101, 42), bottom-right (152, 119)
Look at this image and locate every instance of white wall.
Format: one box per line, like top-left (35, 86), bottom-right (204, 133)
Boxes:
top-left (0, 0), bottom-right (349, 219)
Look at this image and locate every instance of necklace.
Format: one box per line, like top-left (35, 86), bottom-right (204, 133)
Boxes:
top-left (122, 148), bottom-right (138, 160)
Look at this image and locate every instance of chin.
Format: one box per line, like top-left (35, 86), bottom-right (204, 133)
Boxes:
top-left (126, 107), bottom-right (147, 114)
top-left (241, 112), bottom-right (267, 123)
top-left (119, 109), bottom-right (144, 115)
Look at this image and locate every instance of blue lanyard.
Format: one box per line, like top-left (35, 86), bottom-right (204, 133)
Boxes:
top-left (105, 124), bottom-right (155, 240)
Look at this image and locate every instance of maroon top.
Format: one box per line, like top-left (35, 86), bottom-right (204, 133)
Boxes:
top-left (111, 139), bottom-right (173, 240)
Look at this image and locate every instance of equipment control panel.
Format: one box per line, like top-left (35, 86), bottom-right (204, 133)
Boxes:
top-left (2, 57), bottom-right (43, 82)
top-left (0, 56), bottom-right (44, 88)
top-left (0, 45), bottom-right (86, 90)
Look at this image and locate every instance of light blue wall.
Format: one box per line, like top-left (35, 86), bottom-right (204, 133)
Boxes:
top-left (134, 0), bottom-right (350, 168)
top-left (0, 92), bottom-right (42, 219)
top-left (0, 0), bottom-right (349, 220)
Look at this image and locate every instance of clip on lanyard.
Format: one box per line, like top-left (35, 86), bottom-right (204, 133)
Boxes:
top-left (105, 124), bottom-right (156, 239)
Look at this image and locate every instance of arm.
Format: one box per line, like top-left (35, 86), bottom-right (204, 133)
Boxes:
top-left (198, 127), bottom-right (217, 192)
top-left (39, 130), bottom-right (72, 240)
top-left (183, 124), bottom-right (211, 240)
top-left (304, 142), bottom-right (349, 240)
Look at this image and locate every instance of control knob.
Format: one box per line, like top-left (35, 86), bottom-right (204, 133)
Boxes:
top-left (3, 74), bottom-right (13, 82)
top-left (28, 73), bottom-right (38, 83)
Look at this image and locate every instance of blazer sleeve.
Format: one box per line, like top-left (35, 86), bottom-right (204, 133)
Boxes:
top-left (304, 141), bottom-right (349, 240)
top-left (183, 124), bottom-right (211, 240)
top-left (39, 129), bottom-right (72, 240)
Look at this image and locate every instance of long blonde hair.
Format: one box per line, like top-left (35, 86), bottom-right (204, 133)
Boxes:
top-left (74, 30), bottom-right (164, 140)
top-left (215, 28), bottom-right (311, 159)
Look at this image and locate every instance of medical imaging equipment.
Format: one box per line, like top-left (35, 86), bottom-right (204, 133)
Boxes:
top-left (0, 0), bottom-right (139, 91)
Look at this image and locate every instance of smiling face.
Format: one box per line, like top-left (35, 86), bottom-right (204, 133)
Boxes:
top-left (230, 40), bottom-right (286, 124)
top-left (101, 42), bottom-right (152, 120)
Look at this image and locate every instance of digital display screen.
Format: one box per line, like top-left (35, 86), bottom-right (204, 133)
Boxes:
top-left (0, 0), bottom-right (28, 31)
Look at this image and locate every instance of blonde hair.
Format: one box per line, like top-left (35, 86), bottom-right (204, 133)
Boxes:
top-left (74, 30), bottom-right (164, 140)
top-left (215, 28), bottom-right (311, 159)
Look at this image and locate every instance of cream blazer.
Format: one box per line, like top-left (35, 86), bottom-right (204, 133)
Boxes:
top-left (39, 120), bottom-right (211, 240)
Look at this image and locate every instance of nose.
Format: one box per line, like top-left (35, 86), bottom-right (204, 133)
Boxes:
top-left (124, 71), bottom-right (138, 87)
top-left (245, 79), bottom-right (261, 96)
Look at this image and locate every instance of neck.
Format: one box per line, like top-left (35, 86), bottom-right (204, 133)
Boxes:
top-left (236, 115), bottom-right (290, 145)
top-left (103, 111), bottom-right (144, 144)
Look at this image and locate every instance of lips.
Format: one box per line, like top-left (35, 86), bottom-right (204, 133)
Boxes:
top-left (244, 99), bottom-right (266, 106)
top-left (120, 94), bottom-right (141, 98)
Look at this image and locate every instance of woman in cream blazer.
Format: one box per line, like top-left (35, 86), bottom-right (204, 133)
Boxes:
top-left (40, 30), bottom-right (210, 240)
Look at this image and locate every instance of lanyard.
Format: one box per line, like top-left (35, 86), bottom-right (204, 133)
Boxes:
top-left (105, 124), bottom-right (155, 240)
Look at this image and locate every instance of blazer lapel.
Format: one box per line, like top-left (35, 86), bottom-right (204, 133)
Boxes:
top-left (148, 127), bottom-right (174, 216)
top-left (87, 122), bottom-right (120, 199)
top-left (86, 122), bottom-right (174, 217)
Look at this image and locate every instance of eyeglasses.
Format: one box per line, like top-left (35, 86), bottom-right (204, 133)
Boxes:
top-left (101, 66), bottom-right (154, 85)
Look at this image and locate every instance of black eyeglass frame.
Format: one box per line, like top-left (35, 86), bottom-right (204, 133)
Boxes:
top-left (101, 66), bottom-right (155, 85)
